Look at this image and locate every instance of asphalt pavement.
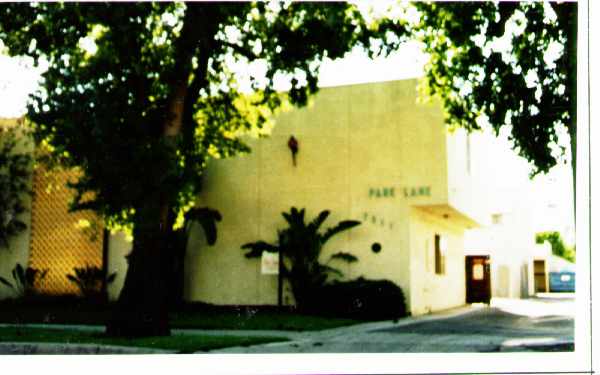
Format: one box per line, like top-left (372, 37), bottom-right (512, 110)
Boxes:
top-left (207, 295), bottom-right (575, 353)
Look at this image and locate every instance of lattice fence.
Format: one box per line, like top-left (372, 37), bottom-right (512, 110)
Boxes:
top-left (28, 167), bottom-right (103, 295)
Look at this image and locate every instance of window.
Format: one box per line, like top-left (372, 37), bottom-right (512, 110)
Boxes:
top-left (492, 213), bottom-right (503, 224)
top-left (472, 263), bottom-right (484, 280)
top-left (434, 234), bottom-right (446, 275)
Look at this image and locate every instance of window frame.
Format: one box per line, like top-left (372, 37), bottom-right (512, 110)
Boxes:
top-left (434, 234), bottom-right (446, 275)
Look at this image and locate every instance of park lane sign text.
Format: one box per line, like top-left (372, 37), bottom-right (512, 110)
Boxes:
top-left (368, 186), bottom-right (431, 199)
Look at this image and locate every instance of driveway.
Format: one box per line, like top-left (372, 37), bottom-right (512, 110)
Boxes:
top-left (208, 295), bottom-right (575, 353)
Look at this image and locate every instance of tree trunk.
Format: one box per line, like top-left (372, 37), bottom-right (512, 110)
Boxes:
top-left (104, 4), bottom-right (230, 337)
top-left (106, 197), bottom-right (171, 337)
top-left (106, 4), bottom-right (218, 336)
top-left (105, 51), bottom-right (193, 340)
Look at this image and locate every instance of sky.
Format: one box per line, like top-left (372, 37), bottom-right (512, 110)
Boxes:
top-left (0, 35), bottom-right (574, 245)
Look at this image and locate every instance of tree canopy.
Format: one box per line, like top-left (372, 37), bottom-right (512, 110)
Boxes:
top-left (0, 2), bottom-right (404, 230)
top-left (0, 1), bottom-right (578, 336)
top-left (0, 1), bottom-right (405, 336)
top-left (414, 2), bottom-right (577, 177)
top-left (536, 231), bottom-right (576, 263)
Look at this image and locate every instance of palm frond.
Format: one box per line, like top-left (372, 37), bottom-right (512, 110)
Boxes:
top-left (329, 252), bottom-right (359, 263)
top-left (13, 263), bottom-right (25, 286)
top-left (0, 276), bottom-right (13, 289)
top-left (185, 207), bottom-right (222, 245)
top-left (317, 264), bottom-right (344, 278)
top-left (309, 210), bottom-right (330, 231)
top-left (241, 241), bottom-right (279, 258)
top-left (321, 220), bottom-right (361, 244)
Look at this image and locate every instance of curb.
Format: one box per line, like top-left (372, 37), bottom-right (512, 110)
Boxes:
top-left (0, 323), bottom-right (301, 340)
top-left (0, 342), bottom-right (174, 355)
top-left (499, 339), bottom-right (575, 352)
top-left (303, 303), bottom-right (487, 339)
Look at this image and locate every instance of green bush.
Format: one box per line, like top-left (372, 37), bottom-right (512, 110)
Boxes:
top-left (66, 265), bottom-right (116, 301)
top-left (310, 277), bottom-right (407, 321)
top-left (242, 207), bottom-right (361, 309)
top-left (0, 125), bottom-right (32, 250)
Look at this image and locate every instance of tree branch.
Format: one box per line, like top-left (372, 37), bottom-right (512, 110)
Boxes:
top-left (163, 5), bottom-right (209, 137)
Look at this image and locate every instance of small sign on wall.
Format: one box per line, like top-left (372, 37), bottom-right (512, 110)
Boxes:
top-left (261, 252), bottom-right (279, 275)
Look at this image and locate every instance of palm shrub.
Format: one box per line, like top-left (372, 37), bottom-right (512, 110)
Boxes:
top-left (66, 265), bottom-right (117, 301)
top-left (0, 263), bottom-right (48, 298)
top-left (242, 207), bottom-right (361, 310)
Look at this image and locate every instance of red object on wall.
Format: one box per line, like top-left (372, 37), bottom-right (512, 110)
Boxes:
top-left (288, 136), bottom-right (299, 166)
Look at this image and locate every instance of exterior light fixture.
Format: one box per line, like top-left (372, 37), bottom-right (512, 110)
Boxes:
top-left (287, 135), bottom-right (298, 166)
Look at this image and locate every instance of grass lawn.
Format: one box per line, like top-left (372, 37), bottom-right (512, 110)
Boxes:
top-left (0, 326), bottom-right (288, 353)
top-left (0, 298), bottom-right (362, 331)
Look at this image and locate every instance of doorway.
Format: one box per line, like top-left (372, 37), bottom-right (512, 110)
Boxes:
top-left (533, 259), bottom-right (547, 293)
top-left (466, 255), bottom-right (491, 304)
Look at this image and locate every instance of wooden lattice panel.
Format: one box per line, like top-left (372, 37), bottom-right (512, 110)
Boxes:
top-left (28, 167), bottom-right (103, 295)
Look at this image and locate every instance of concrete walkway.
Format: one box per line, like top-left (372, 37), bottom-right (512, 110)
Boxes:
top-left (0, 295), bottom-right (574, 354)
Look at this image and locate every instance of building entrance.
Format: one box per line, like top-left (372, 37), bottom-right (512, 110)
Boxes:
top-left (466, 255), bottom-right (491, 304)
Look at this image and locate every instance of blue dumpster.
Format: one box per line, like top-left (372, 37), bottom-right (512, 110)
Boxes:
top-left (549, 272), bottom-right (575, 292)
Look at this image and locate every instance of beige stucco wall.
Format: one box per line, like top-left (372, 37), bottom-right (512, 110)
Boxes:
top-left (4, 80), bottom-right (485, 310)
top-left (179, 79), bottom-right (477, 312)
top-left (446, 128), bottom-right (488, 225)
top-left (408, 207), bottom-right (466, 315)
top-left (0, 118), bottom-right (33, 300)
top-left (106, 231), bottom-right (130, 301)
